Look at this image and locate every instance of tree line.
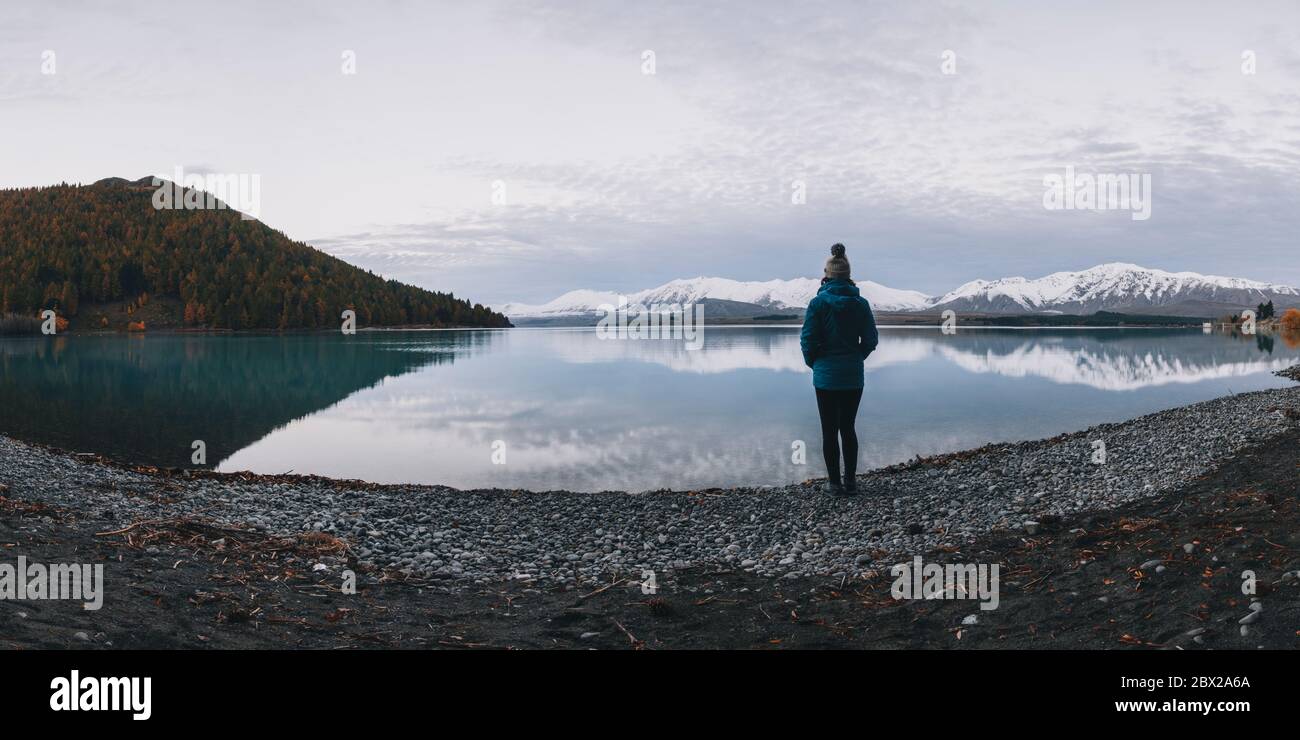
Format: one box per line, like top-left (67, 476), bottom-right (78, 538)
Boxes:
top-left (0, 182), bottom-right (511, 330)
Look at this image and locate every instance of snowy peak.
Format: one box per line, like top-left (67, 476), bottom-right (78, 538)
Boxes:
top-left (498, 264), bottom-right (1300, 318)
top-left (928, 263), bottom-right (1300, 315)
top-left (634, 276), bottom-right (822, 310)
top-left (497, 289), bottom-right (622, 317)
top-left (498, 276), bottom-right (933, 316)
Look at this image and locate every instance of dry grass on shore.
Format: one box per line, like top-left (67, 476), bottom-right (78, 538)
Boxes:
top-left (0, 313), bottom-right (41, 335)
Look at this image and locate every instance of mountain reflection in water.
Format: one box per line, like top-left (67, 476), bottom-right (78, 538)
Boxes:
top-left (1, 327), bottom-right (1294, 491)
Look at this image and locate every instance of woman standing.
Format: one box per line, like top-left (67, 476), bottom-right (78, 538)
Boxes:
top-left (799, 244), bottom-right (878, 495)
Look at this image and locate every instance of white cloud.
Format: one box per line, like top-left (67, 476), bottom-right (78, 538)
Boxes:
top-left (3, 0), bottom-right (1298, 305)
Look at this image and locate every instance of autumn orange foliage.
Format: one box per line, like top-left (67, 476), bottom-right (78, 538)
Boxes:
top-left (1281, 308), bottom-right (1300, 331)
top-left (1, 183), bottom-right (510, 330)
top-left (1280, 308), bottom-right (1300, 349)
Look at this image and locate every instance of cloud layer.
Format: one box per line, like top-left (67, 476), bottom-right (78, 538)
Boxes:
top-left (2, 0), bottom-right (1298, 305)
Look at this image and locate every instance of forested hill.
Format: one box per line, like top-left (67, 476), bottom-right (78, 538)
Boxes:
top-left (0, 178), bottom-right (511, 330)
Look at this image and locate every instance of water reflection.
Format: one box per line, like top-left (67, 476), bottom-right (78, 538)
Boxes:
top-left (2, 328), bottom-right (1296, 491)
top-left (220, 328), bottom-right (1298, 491)
top-left (920, 330), bottom-right (1298, 390)
top-left (0, 332), bottom-right (499, 467)
top-left (538, 327), bottom-right (1297, 388)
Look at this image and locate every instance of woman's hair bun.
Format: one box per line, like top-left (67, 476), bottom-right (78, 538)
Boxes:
top-left (830, 243), bottom-right (846, 257)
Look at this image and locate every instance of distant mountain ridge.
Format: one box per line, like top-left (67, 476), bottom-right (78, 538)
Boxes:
top-left (499, 276), bottom-right (931, 316)
top-left (497, 264), bottom-right (1300, 319)
top-left (926, 263), bottom-right (1300, 316)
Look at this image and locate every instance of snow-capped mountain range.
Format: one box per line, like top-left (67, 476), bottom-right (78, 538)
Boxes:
top-left (497, 264), bottom-right (1300, 318)
top-left (498, 277), bottom-right (932, 315)
top-left (927, 263), bottom-right (1300, 315)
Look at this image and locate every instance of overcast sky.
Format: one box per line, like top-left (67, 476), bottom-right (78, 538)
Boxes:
top-left (3, 0), bottom-right (1299, 306)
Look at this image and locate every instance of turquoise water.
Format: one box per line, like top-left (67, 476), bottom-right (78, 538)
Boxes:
top-left (1, 327), bottom-right (1295, 492)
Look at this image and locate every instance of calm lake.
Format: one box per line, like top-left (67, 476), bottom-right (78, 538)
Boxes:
top-left (1, 327), bottom-right (1296, 492)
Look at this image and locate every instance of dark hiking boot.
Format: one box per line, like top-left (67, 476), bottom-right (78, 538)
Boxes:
top-left (823, 481), bottom-right (845, 496)
top-left (842, 478), bottom-right (859, 496)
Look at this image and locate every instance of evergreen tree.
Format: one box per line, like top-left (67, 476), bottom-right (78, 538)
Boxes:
top-left (0, 182), bottom-right (511, 329)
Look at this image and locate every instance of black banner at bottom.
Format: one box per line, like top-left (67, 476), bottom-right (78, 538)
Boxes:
top-left (0, 648), bottom-right (1285, 726)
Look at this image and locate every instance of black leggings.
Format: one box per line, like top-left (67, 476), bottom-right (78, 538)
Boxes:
top-left (815, 388), bottom-right (863, 485)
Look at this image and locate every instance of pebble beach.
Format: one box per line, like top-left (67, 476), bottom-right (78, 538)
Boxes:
top-left (3, 375), bottom-right (1297, 592)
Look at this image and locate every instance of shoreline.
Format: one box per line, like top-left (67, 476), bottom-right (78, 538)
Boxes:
top-left (6, 321), bottom-right (1240, 336)
top-left (1, 324), bottom-right (516, 338)
top-left (2, 377), bottom-right (1297, 583)
top-left (2, 374), bottom-right (1298, 648)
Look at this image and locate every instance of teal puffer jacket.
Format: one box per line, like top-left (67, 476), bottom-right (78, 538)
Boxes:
top-left (799, 279), bottom-right (879, 390)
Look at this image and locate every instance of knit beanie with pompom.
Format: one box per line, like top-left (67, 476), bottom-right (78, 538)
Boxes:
top-left (824, 243), bottom-right (851, 280)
